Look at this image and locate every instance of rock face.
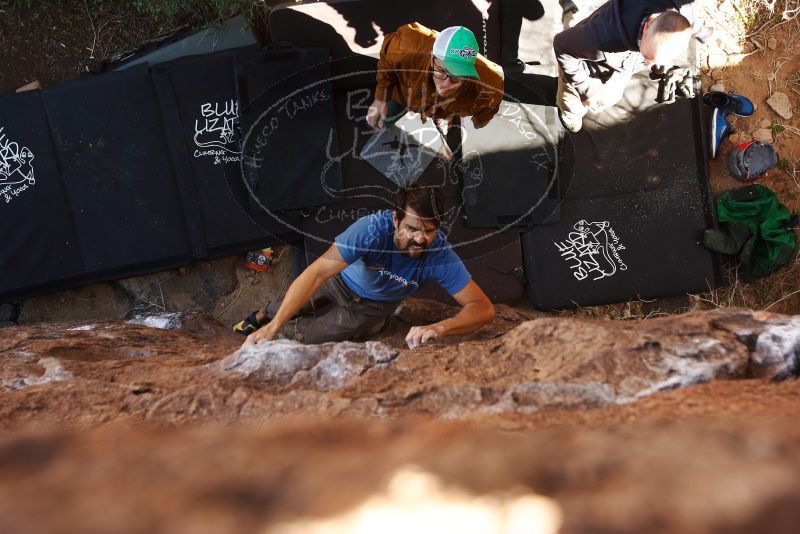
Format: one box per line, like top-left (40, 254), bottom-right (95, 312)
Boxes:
top-left (2, 304), bottom-right (800, 533)
top-left (218, 339), bottom-right (398, 389)
top-left (767, 91), bottom-right (794, 120)
top-left (1, 306), bottom-right (799, 427)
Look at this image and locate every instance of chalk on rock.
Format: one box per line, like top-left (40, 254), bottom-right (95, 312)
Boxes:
top-left (220, 339), bottom-right (325, 385)
top-left (219, 339), bottom-right (398, 388)
top-left (128, 312), bottom-right (183, 330)
top-left (365, 341), bottom-right (398, 364)
top-left (749, 316), bottom-right (800, 380)
top-left (767, 92), bottom-right (794, 120)
top-left (1, 357), bottom-right (73, 392)
top-left (310, 341), bottom-right (399, 390)
top-left (310, 343), bottom-right (373, 390)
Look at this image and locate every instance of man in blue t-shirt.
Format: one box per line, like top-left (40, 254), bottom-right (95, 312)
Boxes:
top-left (236, 186), bottom-right (495, 348)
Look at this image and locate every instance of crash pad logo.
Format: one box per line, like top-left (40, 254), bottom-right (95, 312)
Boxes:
top-left (360, 111), bottom-right (440, 190)
top-left (554, 220), bottom-right (628, 282)
top-left (0, 126), bottom-right (35, 204)
top-left (193, 100), bottom-right (241, 165)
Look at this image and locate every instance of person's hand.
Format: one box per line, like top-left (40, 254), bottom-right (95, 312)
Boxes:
top-left (405, 324), bottom-right (445, 349)
top-left (367, 98), bottom-right (388, 129)
top-left (582, 94), bottom-right (605, 113)
top-left (242, 322), bottom-right (278, 348)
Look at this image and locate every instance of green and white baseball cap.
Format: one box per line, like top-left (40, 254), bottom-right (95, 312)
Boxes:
top-left (432, 26), bottom-right (480, 79)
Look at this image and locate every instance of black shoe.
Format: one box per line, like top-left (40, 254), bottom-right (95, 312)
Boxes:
top-left (232, 311), bottom-right (262, 336)
top-left (560, 0), bottom-right (579, 14)
top-left (702, 91), bottom-right (754, 117)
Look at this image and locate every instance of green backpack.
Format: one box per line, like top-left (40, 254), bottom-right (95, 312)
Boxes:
top-left (704, 184), bottom-right (798, 281)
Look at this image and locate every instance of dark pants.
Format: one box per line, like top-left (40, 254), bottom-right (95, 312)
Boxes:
top-left (384, 100), bottom-right (408, 127)
top-left (264, 275), bottom-right (401, 344)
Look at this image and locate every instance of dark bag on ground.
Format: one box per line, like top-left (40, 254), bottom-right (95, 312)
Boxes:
top-left (703, 184), bottom-right (798, 281)
top-left (726, 141), bottom-right (778, 181)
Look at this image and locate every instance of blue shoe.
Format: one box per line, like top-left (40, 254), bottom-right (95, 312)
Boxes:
top-left (710, 107), bottom-right (732, 159)
top-left (702, 91), bottom-right (755, 117)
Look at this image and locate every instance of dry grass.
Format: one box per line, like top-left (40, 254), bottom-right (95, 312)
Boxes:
top-left (5, 0), bottom-right (269, 68)
top-left (699, 255), bottom-right (800, 313)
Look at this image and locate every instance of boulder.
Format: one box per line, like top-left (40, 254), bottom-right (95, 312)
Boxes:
top-left (2, 309), bottom-right (800, 427)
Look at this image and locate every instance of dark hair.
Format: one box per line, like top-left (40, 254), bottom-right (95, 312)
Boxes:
top-left (650, 11), bottom-right (691, 36)
top-left (394, 185), bottom-right (445, 227)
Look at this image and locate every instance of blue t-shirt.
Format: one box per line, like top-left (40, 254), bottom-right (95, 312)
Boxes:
top-left (335, 210), bottom-right (471, 301)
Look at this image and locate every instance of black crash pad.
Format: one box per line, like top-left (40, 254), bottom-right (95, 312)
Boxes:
top-left (44, 69), bottom-right (193, 274)
top-left (115, 15), bottom-right (259, 71)
top-left (562, 75), bottom-right (707, 200)
top-left (2, 46), bottom-right (343, 302)
top-left (460, 76), bottom-right (561, 230)
top-left (523, 74), bottom-right (719, 309)
top-left (0, 91), bottom-right (85, 299)
top-left (523, 180), bottom-right (717, 308)
top-left (153, 47), bottom-right (301, 258)
top-left (239, 47), bottom-right (344, 213)
top-left (415, 220), bottom-right (526, 303)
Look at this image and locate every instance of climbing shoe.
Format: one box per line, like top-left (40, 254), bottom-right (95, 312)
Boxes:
top-left (232, 311), bottom-right (262, 336)
top-left (702, 91), bottom-right (754, 117)
top-left (710, 107), bottom-right (732, 159)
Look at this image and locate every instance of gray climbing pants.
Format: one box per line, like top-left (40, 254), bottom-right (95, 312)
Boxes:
top-left (264, 274), bottom-right (401, 344)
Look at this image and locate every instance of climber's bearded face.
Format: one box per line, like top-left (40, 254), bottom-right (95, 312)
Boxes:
top-left (392, 208), bottom-right (438, 258)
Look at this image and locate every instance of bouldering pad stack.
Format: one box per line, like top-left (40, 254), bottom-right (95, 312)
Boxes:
top-left (2, 2), bottom-right (721, 309)
top-left (0, 45), bottom-right (336, 301)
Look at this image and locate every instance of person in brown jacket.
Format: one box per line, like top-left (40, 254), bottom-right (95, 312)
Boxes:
top-left (366, 22), bottom-right (505, 133)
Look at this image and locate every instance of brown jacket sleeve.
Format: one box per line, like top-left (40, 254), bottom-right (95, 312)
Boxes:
top-left (471, 59), bottom-right (505, 128)
top-left (375, 29), bottom-right (402, 101)
top-left (471, 91), bottom-right (502, 128)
